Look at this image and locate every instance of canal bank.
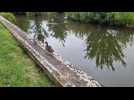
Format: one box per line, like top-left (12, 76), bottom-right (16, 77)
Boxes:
top-left (14, 12), bottom-right (134, 87)
top-left (0, 17), bottom-right (54, 87)
top-left (0, 16), bottom-right (102, 87)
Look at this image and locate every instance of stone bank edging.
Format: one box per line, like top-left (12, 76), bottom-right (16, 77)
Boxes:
top-left (0, 16), bottom-right (102, 87)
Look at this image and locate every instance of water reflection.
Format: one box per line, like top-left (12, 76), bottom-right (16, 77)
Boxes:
top-left (85, 29), bottom-right (126, 71)
top-left (67, 22), bottom-right (134, 70)
top-left (28, 14), bottom-right (49, 43)
top-left (15, 15), bottom-right (29, 32)
top-left (15, 13), bottom-right (134, 71)
top-left (47, 12), bottom-right (67, 46)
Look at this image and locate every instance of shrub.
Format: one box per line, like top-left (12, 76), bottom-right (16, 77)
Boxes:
top-left (65, 12), bottom-right (134, 26)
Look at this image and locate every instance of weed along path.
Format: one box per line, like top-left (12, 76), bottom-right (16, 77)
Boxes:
top-left (0, 16), bottom-right (101, 87)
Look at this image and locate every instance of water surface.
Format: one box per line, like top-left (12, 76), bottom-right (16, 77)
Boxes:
top-left (15, 13), bottom-right (134, 86)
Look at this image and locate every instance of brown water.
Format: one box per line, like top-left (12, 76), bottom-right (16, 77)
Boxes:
top-left (15, 13), bottom-right (134, 86)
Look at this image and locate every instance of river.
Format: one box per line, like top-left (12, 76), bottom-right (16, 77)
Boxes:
top-left (15, 12), bottom-right (134, 87)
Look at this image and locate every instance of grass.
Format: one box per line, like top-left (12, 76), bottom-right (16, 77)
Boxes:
top-left (0, 23), bottom-right (54, 87)
top-left (0, 13), bottom-right (16, 23)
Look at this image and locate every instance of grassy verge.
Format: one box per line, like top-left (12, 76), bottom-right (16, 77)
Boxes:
top-left (0, 23), bottom-right (54, 87)
top-left (0, 13), bottom-right (16, 23)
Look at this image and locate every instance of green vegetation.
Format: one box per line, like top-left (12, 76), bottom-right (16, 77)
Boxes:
top-left (0, 23), bottom-right (54, 87)
top-left (0, 13), bottom-right (16, 23)
top-left (65, 12), bottom-right (134, 27)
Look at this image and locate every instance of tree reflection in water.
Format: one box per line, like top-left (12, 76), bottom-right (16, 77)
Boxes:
top-left (66, 21), bottom-right (134, 71)
top-left (28, 13), bottom-right (49, 42)
top-left (15, 15), bottom-right (29, 32)
top-left (47, 12), bottom-right (67, 46)
top-left (16, 13), bottom-right (134, 71)
top-left (41, 14), bottom-right (134, 71)
top-left (85, 29), bottom-right (125, 71)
